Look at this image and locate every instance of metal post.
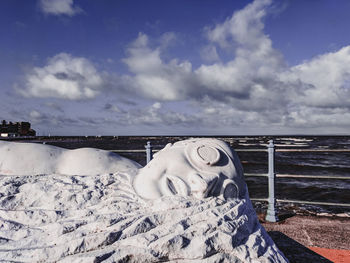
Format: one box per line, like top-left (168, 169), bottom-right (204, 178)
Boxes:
top-left (266, 140), bottom-right (278, 222)
top-left (145, 141), bottom-right (153, 164)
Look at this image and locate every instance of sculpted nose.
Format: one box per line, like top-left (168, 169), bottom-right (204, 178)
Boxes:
top-left (189, 173), bottom-right (218, 199)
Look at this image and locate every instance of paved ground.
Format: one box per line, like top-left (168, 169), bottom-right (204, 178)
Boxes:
top-left (260, 214), bottom-right (350, 262)
top-left (309, 247), bottom-right (350, 263)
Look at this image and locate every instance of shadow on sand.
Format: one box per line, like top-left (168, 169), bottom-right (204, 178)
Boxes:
top-left (268, 231), bottom-right (332, 263)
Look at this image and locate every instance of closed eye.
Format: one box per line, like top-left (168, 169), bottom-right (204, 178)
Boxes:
top-left (166, 178), bottom-right (178, 195)
top-left (165, 174), bottom-right (189, 197)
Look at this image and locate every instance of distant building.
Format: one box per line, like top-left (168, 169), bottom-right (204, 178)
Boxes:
top-left (0, 120), bottom-right (36, 137)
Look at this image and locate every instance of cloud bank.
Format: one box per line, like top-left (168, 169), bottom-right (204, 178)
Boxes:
top-left (19, 0), bottom-right (350, 132)
top-left (118, 0), bottom-right (350, 129)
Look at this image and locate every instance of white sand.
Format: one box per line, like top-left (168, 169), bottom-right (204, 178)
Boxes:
top-left (0, 140), bottom-right (288, 262)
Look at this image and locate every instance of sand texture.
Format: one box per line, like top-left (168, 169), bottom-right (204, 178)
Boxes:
top-left (0, 172), bottom-right (286, 262)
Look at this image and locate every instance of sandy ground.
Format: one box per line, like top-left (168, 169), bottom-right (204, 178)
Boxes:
top-left (261, 214), bottom-right (350, 263)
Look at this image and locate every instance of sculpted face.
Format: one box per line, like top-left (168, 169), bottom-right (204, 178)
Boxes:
top-left (132, 138), bottom-right (246, 200)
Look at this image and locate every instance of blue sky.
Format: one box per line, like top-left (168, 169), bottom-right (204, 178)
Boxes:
top-left (1, 0), bottom-right (350, 135)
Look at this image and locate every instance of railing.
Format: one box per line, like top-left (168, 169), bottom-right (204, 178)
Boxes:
top-left (111, 140), bottom-right (350, 222)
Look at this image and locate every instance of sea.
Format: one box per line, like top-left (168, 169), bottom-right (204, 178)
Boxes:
top-left (4, 135), bottom-right (350, 216)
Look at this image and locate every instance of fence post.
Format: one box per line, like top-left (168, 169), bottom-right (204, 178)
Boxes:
top-left (145, 141), bottom-right (153, 164)
top-left (266, 139), bottom-right (278, 222)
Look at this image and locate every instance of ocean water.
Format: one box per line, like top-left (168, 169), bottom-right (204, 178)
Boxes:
top-left (4, 135), bottom-right (350, 215)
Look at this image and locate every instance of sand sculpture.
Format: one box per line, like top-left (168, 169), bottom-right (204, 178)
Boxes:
top-left (0, 139), bottom-right (288, 262)
top-left (133, 138), bottom-right (246, 200)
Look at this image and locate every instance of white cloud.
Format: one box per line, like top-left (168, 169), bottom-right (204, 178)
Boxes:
top-left (101, 101), bottom-right (200, 127)
top-left (39, 0), bottom-right (82, 16)
top-left (195, 0), bottom-right (285, 104)
top-left (281, 46), bottom-right (350, 108)
top-left (159, 32), bottom-right (177, 49)
top-left (104, 103), bottom-right (124, 113)
top-left (29, 110), bottom-right (43, 120)
top-left (120, 0), bottom-right (350, 130)
top-left (17, 0), bottom-right (350, 133)
top-left (19, 53), bottom-right (104, 100)
top-left (123, 33), bottom-right (194, 100)
top-left (123, 103), bottom-right (199, 126)
top-left (152, 102), bottom-right (162, 110)
top-left (207, 0), bottom-right (272, 49)
top-left (44, 102), bottom-right (64, 112)
top-left (200, 45), bottom-right (220, 62)
top-left (122, 0), bottom-right (286, 107)
top-left (285, 106), bottom-right (350, 129)
top-left (27, 109), bottom-right (80, 128)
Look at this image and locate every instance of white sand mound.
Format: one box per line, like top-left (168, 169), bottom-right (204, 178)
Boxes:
top-left (0, 172), bottom-right (287, 262)
top-left (0, 141), bottom-right (141, 176)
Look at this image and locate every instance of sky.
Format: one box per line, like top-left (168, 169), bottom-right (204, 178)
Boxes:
top-left (1, 0), bottom-right (350, 135)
